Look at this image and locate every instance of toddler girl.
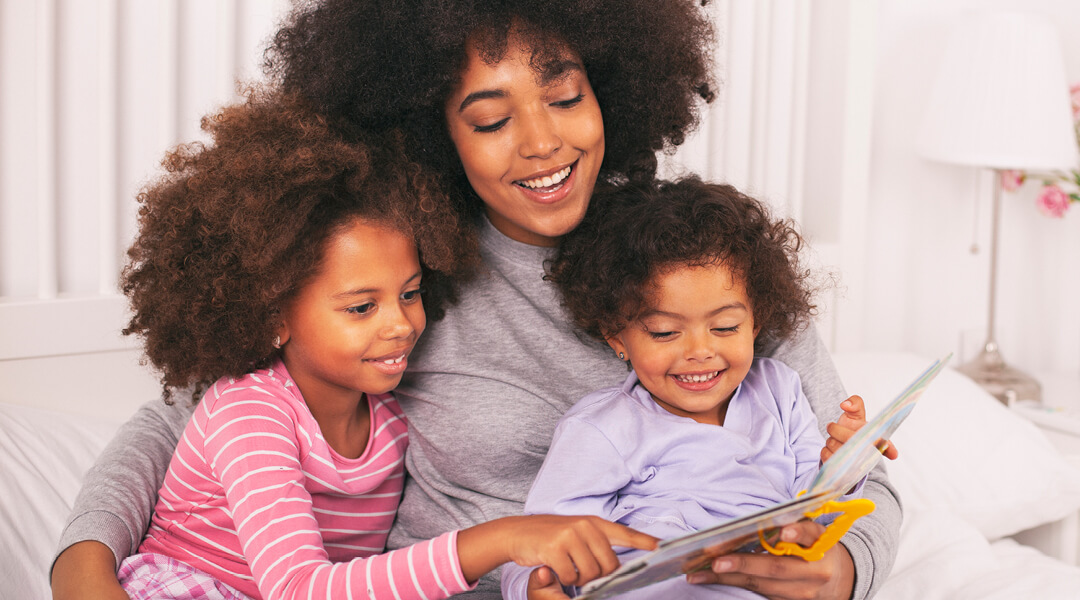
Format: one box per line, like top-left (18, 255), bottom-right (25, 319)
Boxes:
top-left (503, 178), bottom-right (882, 599)
top-left (116, 90), bottom-right (655, 600)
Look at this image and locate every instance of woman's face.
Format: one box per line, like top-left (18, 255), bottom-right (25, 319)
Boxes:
top-left (445, 34), bottom-right (605, 247)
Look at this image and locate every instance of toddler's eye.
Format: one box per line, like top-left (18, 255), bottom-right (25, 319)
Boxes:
top-left (346, 303), bottom-right (375, 315)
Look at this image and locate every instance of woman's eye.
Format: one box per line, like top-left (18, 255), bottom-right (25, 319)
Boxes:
top-left (346, 303), bottom-right (375, 315)
top-left (401, 288), bottom-right (423, 303)
top-left (473, 118), bottom-right (509, 133)
top-left (552, 94), bottom-right (585, 108)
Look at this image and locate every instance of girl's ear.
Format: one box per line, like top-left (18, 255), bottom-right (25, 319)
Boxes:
top-left (606, 335), bottom-right (629, 361)
top-left (275, 322), bottom-right (291, 349)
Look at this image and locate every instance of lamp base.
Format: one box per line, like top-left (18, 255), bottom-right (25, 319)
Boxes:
top-left (958, 341), bottom-right (1041, 405)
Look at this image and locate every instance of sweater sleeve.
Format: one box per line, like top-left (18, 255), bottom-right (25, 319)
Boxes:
top-left (501, 416), bottom-right (632, 600)
top-left (202, 392), bottom-right (472, 600)
top-left (764, 323), bottom-right (902, 600)
top-left (52, 394), bottom-right (193, 572)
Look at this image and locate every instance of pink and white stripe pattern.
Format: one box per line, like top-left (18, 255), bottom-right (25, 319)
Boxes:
top-left (137, 360), bottom-right (472, 599)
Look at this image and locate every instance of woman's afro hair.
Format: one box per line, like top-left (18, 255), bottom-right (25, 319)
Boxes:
top-left (266, 0), bottom-right (715, 220)
top-left (547, 177), bottom-right (817, 353)
top-left (122, 88), bottom-right (479, 401)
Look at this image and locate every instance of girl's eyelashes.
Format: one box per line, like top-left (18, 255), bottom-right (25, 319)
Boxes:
top-left (647, 330), bottom-right (675, 340)
top-left (401, 287), bottom-right (424, 302)
top-left (713, 326), bottom-right (740, 334)
top-left (346, 302), bottom-right (375, 315)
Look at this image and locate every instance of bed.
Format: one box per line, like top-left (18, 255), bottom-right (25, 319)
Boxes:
top-left (2, 351), bottom-right (1080, 599)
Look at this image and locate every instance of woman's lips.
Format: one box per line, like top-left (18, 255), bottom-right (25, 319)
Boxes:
top-left (513, 160), bottom-right (578, 204)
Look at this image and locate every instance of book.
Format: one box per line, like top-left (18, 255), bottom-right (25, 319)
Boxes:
top-left (575, 354), bottom-right (952, 600)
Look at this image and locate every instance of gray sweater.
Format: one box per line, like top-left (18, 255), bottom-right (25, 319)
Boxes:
top-left (56, 219), bottom-right (900, 599)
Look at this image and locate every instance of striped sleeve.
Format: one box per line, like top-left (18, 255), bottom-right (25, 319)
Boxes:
top-left (202, 387), bottom-right (473, 600)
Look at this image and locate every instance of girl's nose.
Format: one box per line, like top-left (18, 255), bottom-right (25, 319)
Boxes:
top-left (518, 109), bottom-right (562, 159)
top-left (380, 305), bottom-right (416, 340)
top-left (685, 332), bottom-right (716, 362)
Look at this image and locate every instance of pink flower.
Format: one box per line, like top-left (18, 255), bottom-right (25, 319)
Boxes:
top-left (1035, 184), bottom-right (1071, 218)
top-left (999, 170), bottom-right (1025, 191)
top-left (1071, 83), bottom-right (1080, 121)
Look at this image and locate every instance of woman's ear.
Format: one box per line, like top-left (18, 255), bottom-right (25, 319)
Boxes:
top-left (606, 335), bottom-right (629, 361)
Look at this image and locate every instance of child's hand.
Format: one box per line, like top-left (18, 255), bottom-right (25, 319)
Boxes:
top-left (821, 395), bottom-right (899, 463)
top-left (504, 515), bottom-right (657, 587)
top-left (526, 566), bottom-right (570, 600)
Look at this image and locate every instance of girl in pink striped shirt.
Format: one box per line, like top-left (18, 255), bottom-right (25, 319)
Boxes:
top-left (115, 89), bottom-right (656, 600)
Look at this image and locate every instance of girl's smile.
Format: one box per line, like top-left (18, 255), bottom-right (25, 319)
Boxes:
top-left (278, 219), bottom-right (426, 408)
top-left (606, 261), bottom-right (758, 426)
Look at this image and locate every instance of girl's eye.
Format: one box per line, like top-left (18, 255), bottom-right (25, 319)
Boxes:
top-left (401, 288), bottom-right (424, 303)
top-left (647, 331), bottom-right (675, 340)
top-left (713, 326), bottom-right (739, 334)
top-left (552, 94), bottom-right (585, 108)
top-left (473, 118), bottom-right (509, 133)
top-left (346, 303), bottom-right (375, 315)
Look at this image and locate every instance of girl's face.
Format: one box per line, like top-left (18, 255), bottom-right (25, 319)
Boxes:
top-left (279, 219), bottom-right (426, 406)
top-left (445, 33), bottom-right (605, 247)
top-left (606, 262), bottom-right (759, 426)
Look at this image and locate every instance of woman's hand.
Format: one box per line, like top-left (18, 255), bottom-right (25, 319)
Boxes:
top-left (687, 520), bottom-right (855, 600)
top-left (50, 540), bottom-right (130, 600)
top-left (821, 395), bottom-right (899, 463)
top-left (458, 514), bottom-right (657, 587)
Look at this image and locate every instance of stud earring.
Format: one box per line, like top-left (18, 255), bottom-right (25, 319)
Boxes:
top-left (618, 352), bottom-right (626, 360)
top-left (273, 335), bottom-right (281, 349)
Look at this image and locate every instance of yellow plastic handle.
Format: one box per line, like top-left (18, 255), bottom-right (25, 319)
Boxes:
top-left (757, 497), bottom-right (876, 562)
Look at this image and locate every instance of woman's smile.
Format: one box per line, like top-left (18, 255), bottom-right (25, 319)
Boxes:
top-left (445, 32), bottom-right (604, 247)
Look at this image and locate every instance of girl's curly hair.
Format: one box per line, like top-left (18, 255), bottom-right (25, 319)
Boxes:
top-left (266, 0), bottom-right (715, 222)
top-left (122, 89), bottom-right (479, 401)
top-left (548, 178), bottom-right (816, 353)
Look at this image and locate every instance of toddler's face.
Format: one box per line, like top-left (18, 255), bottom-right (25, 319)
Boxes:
top-left (606, 261), bottom-right (757, 426)
top-left (279, 219), bottom-right (426, 403)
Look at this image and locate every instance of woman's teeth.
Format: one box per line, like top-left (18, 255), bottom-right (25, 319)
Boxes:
top-left (518, 166), bottom-right (572, 189)
top-left (674, 372), bottom-right (719, 383)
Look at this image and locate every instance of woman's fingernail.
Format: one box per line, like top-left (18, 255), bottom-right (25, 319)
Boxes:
top-left (713, 558), bottom-right (733, 571)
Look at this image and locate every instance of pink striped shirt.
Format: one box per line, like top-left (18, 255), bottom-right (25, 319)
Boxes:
top-left (139, 360), bottom-right (473, 599)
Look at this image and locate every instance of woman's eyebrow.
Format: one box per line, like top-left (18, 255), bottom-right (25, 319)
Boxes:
top-left (457, 89), bottom-right (506, 113)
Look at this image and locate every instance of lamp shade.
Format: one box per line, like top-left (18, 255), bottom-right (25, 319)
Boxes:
top-left (917, 11), bottom-right (1079, 171)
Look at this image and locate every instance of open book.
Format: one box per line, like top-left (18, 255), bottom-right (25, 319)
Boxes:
top-left (576, 354), bottom-right (952, 600)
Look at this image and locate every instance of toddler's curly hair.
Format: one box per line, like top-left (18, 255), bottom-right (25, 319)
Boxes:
top-left (266, 0), bottom-right (715, 221)
top-left (121, 89), bottom-right (479, 401)
top-left (548, 178), bottom-right (816, 352)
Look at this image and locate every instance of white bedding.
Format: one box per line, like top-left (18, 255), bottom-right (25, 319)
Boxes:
top-left (2, 351), bottom-right (1080, 599)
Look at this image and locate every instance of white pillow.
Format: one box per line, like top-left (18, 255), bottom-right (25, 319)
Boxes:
top-left (833, 351), bottom-right (1080, 540)
top-left (0, 402), bottom-right (121, 600)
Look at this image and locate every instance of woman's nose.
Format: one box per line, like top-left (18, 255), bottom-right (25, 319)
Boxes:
top-left (517, 108), bottom-right (562, 159)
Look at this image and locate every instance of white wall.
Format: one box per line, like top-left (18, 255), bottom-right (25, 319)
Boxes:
top-left (865, 0), bottom-right (1080, 376)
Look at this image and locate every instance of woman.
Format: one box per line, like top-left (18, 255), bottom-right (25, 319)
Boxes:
top-left (52, 2), bottom-right (900, 599)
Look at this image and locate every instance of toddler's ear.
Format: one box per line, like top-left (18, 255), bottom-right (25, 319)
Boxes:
top-left (605, 335), bottom-right (628, 361)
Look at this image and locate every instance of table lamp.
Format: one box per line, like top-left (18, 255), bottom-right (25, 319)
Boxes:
top-left (916, 11), bottom-right (1079, 404)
